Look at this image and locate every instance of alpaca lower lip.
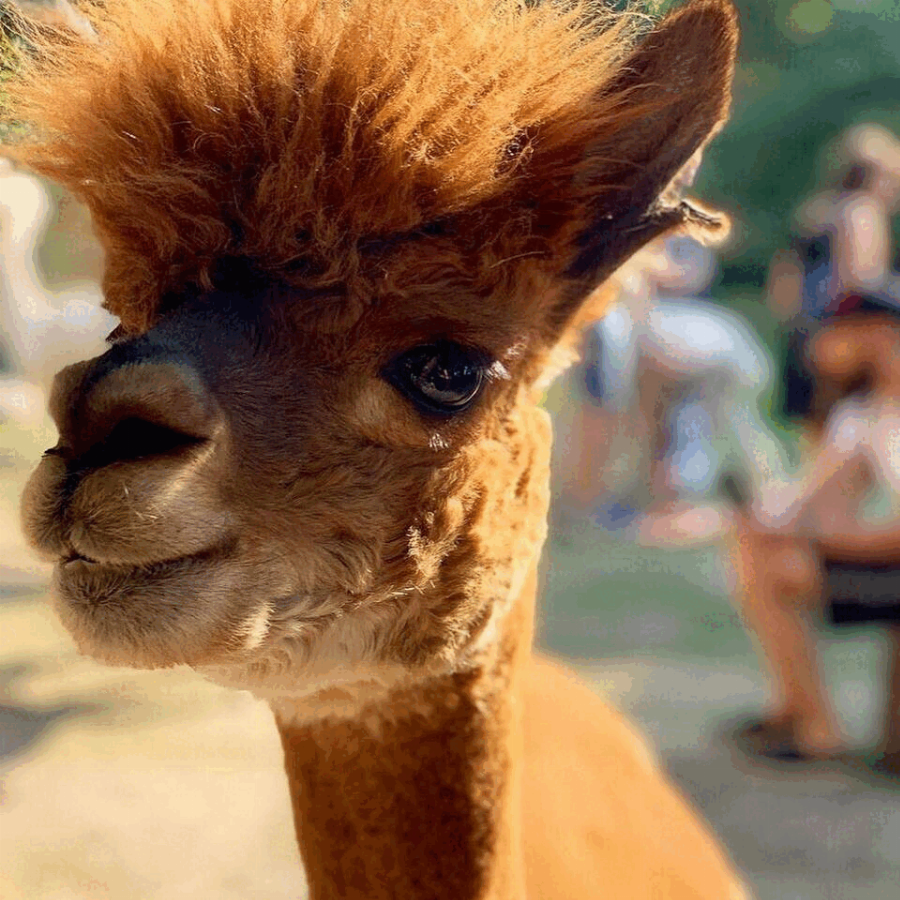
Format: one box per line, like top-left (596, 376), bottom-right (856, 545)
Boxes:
top-left (57, 552), bottom-right (185, 580)
top-left (56, 543), bottom-right (234, 582)
top-left (54, 551), bottom-right (215, 607)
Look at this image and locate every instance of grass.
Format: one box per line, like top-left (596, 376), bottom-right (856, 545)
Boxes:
top-left (539, 528), bottom-right (759, 667)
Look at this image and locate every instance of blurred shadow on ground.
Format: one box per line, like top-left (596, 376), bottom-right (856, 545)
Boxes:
top-left (0, 662), bottom-right (90, 763)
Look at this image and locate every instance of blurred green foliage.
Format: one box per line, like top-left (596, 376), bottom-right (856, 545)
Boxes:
top-left (695, 0), bottom-right (900, 291)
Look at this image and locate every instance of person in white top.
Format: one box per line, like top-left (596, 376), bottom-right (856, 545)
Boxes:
top-left (567, 232), bottom-right (785, 538)
top-left (794, 124), bottom-right (900, 316)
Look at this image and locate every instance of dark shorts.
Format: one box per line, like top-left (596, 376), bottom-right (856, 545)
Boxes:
top-left (782, 328), bottom-right (815, 421)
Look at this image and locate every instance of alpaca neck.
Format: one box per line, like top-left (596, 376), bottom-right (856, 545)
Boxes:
top-left (273, 568), bottom-right (537, 900)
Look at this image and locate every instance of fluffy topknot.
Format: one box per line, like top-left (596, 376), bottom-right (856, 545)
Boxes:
top-left (5, 0), bottom-right (646, 325)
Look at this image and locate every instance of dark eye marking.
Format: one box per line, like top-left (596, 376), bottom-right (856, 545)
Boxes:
top-left (382, 340), bottom-right (490, 417)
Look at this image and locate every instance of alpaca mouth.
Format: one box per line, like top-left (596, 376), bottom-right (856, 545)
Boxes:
top-left (61, 551), bottom-right (101, 566)
top-left (55, 543), bottom-right (235, 597)
top-left (56, 552), bottom-right (194, 590)
top-left (59, 550), bottom-right (159, 574)
top-left (58, 535), bottom-right (237, 571)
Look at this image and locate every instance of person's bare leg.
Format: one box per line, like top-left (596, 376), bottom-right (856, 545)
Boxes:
top-left (635, 367), bottom-right (681, 510)
top-left (867, 409), bottom-right (900, 501)
top-left (732, 523), bottom-right (845, 756)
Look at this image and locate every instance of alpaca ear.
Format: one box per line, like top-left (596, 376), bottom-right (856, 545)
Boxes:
top-left (528, 0), bottom-right (738, 323)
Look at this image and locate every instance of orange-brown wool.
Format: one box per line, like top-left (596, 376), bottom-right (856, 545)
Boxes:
top-left (4, 0), bottom-right (651, 328)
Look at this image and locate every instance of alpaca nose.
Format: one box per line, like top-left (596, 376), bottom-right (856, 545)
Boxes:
top-left (49, 342), bottom-right (222, 466)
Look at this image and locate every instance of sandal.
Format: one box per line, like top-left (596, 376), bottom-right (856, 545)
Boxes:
top-left (731, 716), bottom-right (815, 762)
top-left (867, 750), bottom-right (900, 779)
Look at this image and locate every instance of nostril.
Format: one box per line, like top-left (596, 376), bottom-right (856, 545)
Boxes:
top-left (82, 416), bottom-right (206, 469)
top-left (49, 356), bottom-right (222, 466)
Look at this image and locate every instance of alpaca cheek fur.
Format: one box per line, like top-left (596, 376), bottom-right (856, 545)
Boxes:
top-left (65, 455), bottom-right (235, 565)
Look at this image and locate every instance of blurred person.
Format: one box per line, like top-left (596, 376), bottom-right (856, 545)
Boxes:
top-left (733, 125), bottom-right (900, 763)
top-left (741, 319), bottom-right (900, 762)
top-left (776, 123), bottom-right (900, 426)
top-left (564, 231), bottom-right (786, 541)
top-left (557, 246), bottom-right (656, 528)
top-left (635, 241), bottom-right (781, 506)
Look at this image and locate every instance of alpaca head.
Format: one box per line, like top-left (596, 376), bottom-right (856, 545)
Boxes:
top-left (11, 0), bottom-right (737, 708)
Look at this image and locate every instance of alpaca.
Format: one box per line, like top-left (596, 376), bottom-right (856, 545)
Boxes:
top-left (8, 0), bottom-right (750, 896)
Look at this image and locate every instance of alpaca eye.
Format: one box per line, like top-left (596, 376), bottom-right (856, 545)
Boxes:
top-left (384, 341), bottom-right (487, 416)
